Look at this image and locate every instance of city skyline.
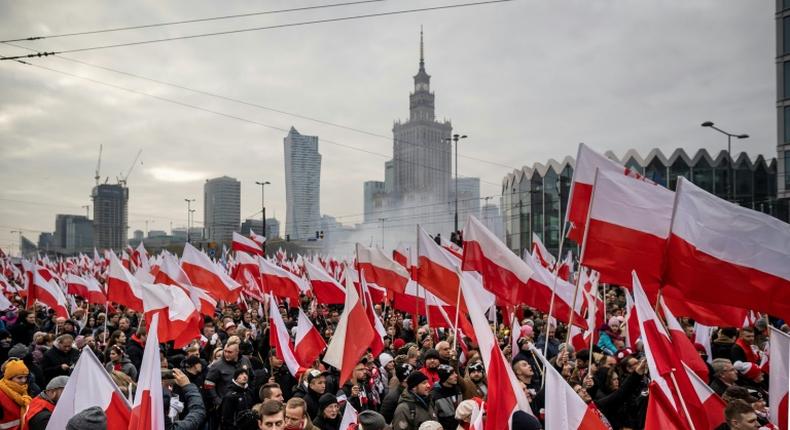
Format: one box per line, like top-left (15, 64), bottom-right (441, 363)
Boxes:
top-left (0, 1), bottom-right (776, 252)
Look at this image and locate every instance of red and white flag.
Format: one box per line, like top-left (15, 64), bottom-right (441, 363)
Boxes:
top-left (359, 272), bottom-right (387, 357)
top-left (417, 226), bottom-right (462, 307)
top-left (522, 253), bottom-right (587, 330)
top-left (129, 314), bottom-right (165, 430)
top-left (356, 244), bottom-right (409, 294)
top-left (665, 177), bottom-right (790, 320)
top-left (531, 233), bottom-right (556, 268)
top-left (566, 143), bottom-right (648, 242)
top-left (769, 327), bottom-right (790, 429)
top-left (537, 346), bottom-right (610, 430)
top-left (141, 283), bottom-right (201, 349)
top-left (269, 296), bottom-right (302, 377)
top-left (338, 403), bottom-right (358, 430)
top-left (462, 215), bottom-right (534, 306)
top-left (459, 269), bottom-right (532, 429)
top-left (29, 268), bottom-right (69, 318)
top-left (323, 272), bottom-right (376, 386)
top-left (47, 347), bottom-right (130, 430)
top-left (181, 243), bottom-right (241, 302)
top-left (305, 260), bottom-right (345, 305)
top-left (107, 252), bottom-right (144, 311)
top-left (250, 229), bottom-right (266, 247)
top-left (683, 363), bottom-right (725, 429)
top-left (66, 273), bottom-right (106, 304)
top-left (294, 307), bottom-right (326, 368)
top-left (659, 301), bottom-right (709, 382)
top-left (259, 256), bottom-right (308, 304)
top-left (232, 231), bottom-right (263, 256)
top-left (155, 253), bottom-right (216, 317)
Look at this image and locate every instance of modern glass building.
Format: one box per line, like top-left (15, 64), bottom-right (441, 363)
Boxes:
top-left (501, 148), bottom-right (778, 257)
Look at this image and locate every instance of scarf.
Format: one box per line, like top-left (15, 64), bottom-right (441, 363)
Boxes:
top-left (0, 378), bottom-right (32, 410)
top-left (735, 338), bottom-right (759, 364)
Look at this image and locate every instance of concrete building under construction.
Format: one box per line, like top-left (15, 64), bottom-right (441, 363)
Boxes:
top-left (92, 183), bottom-right (128, 250)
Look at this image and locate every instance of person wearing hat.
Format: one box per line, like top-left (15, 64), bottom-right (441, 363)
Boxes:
top-left (0, 358), bottom-right (32, 430)
top-left (205, 340), bottom-right (253, 413)
top-left (292, 369), bottom-right (327, 420)
top-left (23, 375), bottom-right (68, 430)
top-left (313, 393), bottom-right (340, 430)
top-left (65, 406), bottom-right (106, 430)
top-left (357, 410), bottom-right (386, 430)
top-left (418, 349), bottom-right (440, 387)
top-left (430, 364), bottom-right (462, 430)
top-left (381, 363), bottom-right (414, 422)
top-left (461, 360), bottom-right (487, 399)
top-left (391, 371), bottom-right (437, 430)
top-left (220, 367), bottom-right (256, 429)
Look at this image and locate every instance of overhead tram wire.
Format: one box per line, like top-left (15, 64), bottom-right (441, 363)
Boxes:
top-left (0, 55), bottom-right (504, 189)
top-left (2, 41), bottom-right (516, 172)
top-left (0, 0), bottom-right (515, 61)
top-left (0, 0), bottom-right (388, 43)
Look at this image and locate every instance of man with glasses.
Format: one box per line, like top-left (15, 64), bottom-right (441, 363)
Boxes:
top-left (461, 360), bottom-right (487, 399)
top-left (283, 398), bottom-right (319, 430)
top-left (710, 358), bottom-right (740, 396)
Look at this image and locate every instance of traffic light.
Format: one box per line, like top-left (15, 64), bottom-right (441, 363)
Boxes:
top-left (319, 230), bottom-right (324, 239)
top-left (315, 231), bottom-right (320, 239)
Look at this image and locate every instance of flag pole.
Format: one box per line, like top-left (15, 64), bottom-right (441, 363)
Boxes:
top-left (452, 267), bottom-right (464, 353)
top-left (541, 227), bottom-right (567, 361)
top-left (668, 369), bottom-right (698, 430)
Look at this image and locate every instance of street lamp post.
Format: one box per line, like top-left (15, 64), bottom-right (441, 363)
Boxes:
top-left (444, 134), bottom-right (467, 232)
top-left (701, 121), bottom-right (749, 201)
top-left (255, 181), bottom-right (271, 253)
top-left (184, 198), bottom-right (195, 243)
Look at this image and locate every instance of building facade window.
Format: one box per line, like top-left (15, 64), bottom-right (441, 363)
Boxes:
top-left (784, 62), bottom-right (790, 100)
top-left (785, 17), bottom-right (790, 55)
top-left (785, 107), bottom-right (790, 144)
top-left (691, 158), bottom-right (714, 193)
top-left (785, 151), bottom-right (790, 189)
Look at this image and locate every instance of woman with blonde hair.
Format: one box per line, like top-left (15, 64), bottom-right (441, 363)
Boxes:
top-left (0, 358), bottom-right (32, 430)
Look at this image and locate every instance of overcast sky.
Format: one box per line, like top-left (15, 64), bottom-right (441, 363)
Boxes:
top-left (0, 0), bottom-right (776, 252)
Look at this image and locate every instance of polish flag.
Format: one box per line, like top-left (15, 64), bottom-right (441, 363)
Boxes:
top-left (769, 327), bottom-right (790, 429)
top-left (633, 271), bottom-right (709, 430)
top-left (644, 381), bottom-right (689, 430)
top-left (459, 270), bottom-right (532, 429)
top-left (531, 233), bottom-right (556, 268)
top-left (393, 243), bottom-right (417, 280)
top-left (521, 253), bottom-right (587, 330)
top-left (556, 251), bottom-right (573, 282)
top-left (233, 251), bottom-right (265, 302)
top-left (65, 273), bottom-right (107, 305)
top-left (537, 346), bottom-right (609, 430)
top-left (181, 242), bottom-right (241, 302)
top-left (665, 177), bottom-right (790, 321)
top-left (129, 314), bottom-right (165, 430)
top-left (659, 301), bottom-right (709, 382)
top-left (571, 280), bottom-right (600, 353)
top-left (623, 290), bottom-right (641, 350)
top-left (269, 297), bottom-right (302, 377)
top-left (683, 363), bottom-right (725, 429)
top-left (305, 260), bottom-right (346, 305)
top-left (258, 256), bottom-right (307, 304)
top-left (417, 226), bottom-right (461, 307)
top-left (107, 252), bottom-right (144, 311)
top-left (323, 272), bottom-right (376, 386)
top-left (338, 403), bottom-right (358, 430)
top-left (29, 269), bottom-right (69, 318)
top-left (439, 237), bottom-right (464, 261)
top-left (356, 244), bottom-right (409, 294)
top-left (232, 231), bottom-right (263, 256)
top-left (462, 215), bottom-right (534, 306)
top-left (294, 307), bottom-right (326, 368)
top-left (359, 273), bottom-right (387, 356)
top-left (250, 229), bottom-right (266, 247)
top-left (580, 169), bottom-right (673, 289)
top-left (566, 143), bottom-right (649, 242)
top-left (46, 347), bottom-right (130, 430)
top-left (141, 283), bottom-right (201, 349)
top-left (155, 253), bottom-right (216, 317)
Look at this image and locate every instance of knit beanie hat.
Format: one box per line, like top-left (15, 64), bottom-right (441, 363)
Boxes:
top-left (66, 406), bottom-right (107, 430)
top-left (358, 411), bottom-right (386, 430)
top-left (406, 371), bottom-right (428, 390)
top-left (437, 364), bottom-right (455, 384)
top-left (378, 352), bottom-right (394, 368)
top-left (318, 393), bottom-right (338, 410)
top-left (423, 349), bottom-right (440, 361)
top-left (392, 338), bottom-right (406, 350)
top-left (7, 343), bottom-right (28, 359)
top-left (395, 363), bottom-right (414, 382)
top-left (3, 359), bottom-right (29, 380)
top-left (46, 375), bottom-right (69, 390)
top-left (418, 421), bottom-right (442, 430)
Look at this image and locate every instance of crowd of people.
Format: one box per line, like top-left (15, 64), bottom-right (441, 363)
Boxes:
top-left (0, 278), bottom-right (782, 430)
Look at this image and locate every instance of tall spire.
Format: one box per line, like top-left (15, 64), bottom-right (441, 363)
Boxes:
top-left (419, 25), bottom-right (424, 70)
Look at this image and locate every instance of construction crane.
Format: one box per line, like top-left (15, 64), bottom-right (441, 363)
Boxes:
top-left (118, 149), bottom-right (143, 187)
top-left (94, 144), bottom-right (103, 186)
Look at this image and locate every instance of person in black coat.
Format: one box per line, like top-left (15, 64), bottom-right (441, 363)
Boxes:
top-left (126, 329), bottom-right (146, 373)
top-left (40, 334), bottom-right (79, 384)
top-left (292, 369), bottom-right (327, 419)
top-left (220, 368), bottom-right (256, 429)
top-left (10, 310), bottom-right (38, 346)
